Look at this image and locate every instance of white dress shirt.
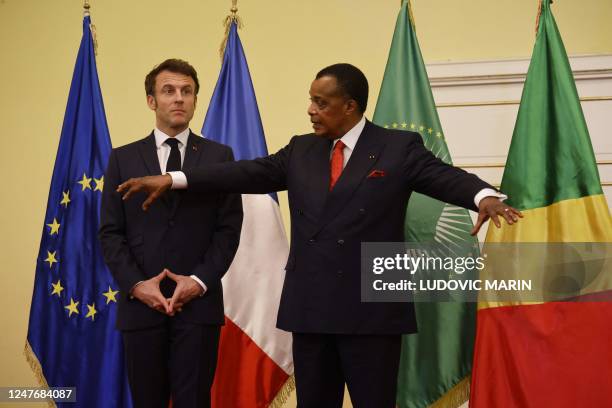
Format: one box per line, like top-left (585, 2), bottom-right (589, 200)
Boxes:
top-left (154, 128), bottom-right (189, 172)
top-left (169, 117), bottom-right (505, 209)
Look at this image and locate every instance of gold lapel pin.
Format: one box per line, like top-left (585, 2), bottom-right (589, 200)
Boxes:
top-left (369, 154), bottom-right (375, 159)
top-left (192, 145), bottom-right (198, 151)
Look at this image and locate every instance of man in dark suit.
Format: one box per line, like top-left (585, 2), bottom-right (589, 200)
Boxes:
top-left (98, 59), bottom-right (243, 408)
top-left (117, 63), bottom-right (521, 407)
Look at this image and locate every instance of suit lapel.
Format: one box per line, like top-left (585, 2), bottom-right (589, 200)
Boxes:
top-left (138, 132), bottom-right (162, 176)
top-left (137, 132), bottom-right (173, 210)
top-left (307, 137), bottom-right (333, 219)
top-left (314, 122), bottom-right (384, 235)
top-left (182, 131), bottom-right (204, 171)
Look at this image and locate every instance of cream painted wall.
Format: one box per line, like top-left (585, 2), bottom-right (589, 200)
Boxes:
top-left (1, 1), bottom-right (611, 407)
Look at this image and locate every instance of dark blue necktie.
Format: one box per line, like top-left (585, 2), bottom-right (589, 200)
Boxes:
top-left (165, 138), bottom-right (181, 172)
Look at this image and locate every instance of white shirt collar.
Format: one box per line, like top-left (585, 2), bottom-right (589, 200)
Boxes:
top-left (154, 127), bottom-right (190, 148)
top-left (333, 116), bottom-right (366, 151)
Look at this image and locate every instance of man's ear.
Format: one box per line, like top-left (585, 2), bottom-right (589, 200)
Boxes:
top-left (345, 99), bottom-right (358, 115)
top-left (147, 94), bottom-right (157, 111)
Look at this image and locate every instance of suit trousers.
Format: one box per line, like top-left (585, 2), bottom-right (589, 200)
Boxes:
top-left (122, 317), bottom-right (221, 408)
top-left (292, 332), bottom-right (402, 408)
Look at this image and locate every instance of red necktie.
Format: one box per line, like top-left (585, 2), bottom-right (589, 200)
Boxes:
top-left (329, 140), bottom-right (345, 190)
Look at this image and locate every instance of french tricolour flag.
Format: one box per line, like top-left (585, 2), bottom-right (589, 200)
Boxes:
top-left (202, 21), bottom-right (293, 407)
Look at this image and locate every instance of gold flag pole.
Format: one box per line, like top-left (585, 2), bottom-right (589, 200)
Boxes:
top-left (219, 0), bottom-right (243, 59)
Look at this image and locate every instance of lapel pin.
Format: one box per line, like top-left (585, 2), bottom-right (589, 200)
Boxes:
top-left (192, 145), bottom-right (198, 151)
top-left (369, 154), bottom-right (376, 159)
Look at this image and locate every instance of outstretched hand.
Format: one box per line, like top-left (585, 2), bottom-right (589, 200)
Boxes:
top-left (471, 197), bottom-right (523, 236)
top-left (117, 174), bottom-right (173, 210)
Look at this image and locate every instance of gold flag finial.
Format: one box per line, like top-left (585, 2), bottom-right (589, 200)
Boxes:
top-left (219, 0), bottom-right (244, 60)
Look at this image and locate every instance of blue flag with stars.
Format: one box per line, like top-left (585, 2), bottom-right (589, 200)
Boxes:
top-left (26, 15), bottom-right (132, 408)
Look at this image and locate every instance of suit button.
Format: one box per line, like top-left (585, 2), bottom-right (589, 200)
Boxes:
top-left (337, 270), bottom-right (343, 275)
top-left (308, 238), bottom-right (316, 244)
top-left (359, 208), bottom-right (366, 214)
top-left (337, 239), bottom-right (344, 245)
top-left (169, 220), bottom-right (175, 227)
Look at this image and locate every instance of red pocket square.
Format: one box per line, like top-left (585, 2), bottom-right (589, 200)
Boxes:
top-left (367, 170), bottom-right (386, 178)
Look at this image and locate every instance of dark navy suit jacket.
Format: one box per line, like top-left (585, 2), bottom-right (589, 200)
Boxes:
top-left (99, 132), bottom-right (243, 330)
top-left (186, 121), bottom-right (490, 334)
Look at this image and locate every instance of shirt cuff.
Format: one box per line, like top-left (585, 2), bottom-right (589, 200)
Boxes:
top-left (129, 280), bottom-right (144, 299)
top-left (474, 188), bottom-right (508, 209)
top-left (167, 171), bottom-right (188, 190)
top-left (190, 275), bottom-right (207, 297)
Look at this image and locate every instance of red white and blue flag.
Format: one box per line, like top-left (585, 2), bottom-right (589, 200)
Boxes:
top-left (202, 20), bottom-right (294, 407)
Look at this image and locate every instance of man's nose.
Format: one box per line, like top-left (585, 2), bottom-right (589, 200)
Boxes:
top-left (307, 103), bottom-right (316, 116)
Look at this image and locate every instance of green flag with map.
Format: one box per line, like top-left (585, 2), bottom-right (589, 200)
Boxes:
top-left (373, 1), bottom-right (477, 407)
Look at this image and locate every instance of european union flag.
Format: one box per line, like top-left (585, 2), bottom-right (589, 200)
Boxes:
top-left (26, 15), bottom-right (132, 408)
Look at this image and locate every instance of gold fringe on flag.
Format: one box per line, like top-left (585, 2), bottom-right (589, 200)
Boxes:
top-left (535, 0), bottom-right (543, 35)
top-left (24, 341), bottom-right (57, 408)
top-left (84, 0), bottom-right (98, 55)
top-left (535, 0), bottom-right (553, 36)
top-left (268, 375), bottom-right (296, 408)
top-left (219, 0), bottom-right (244, 60)
top-left (90, 23), bottom-right (99, 56)
top-left (429, 376), bottom-right (470, 408)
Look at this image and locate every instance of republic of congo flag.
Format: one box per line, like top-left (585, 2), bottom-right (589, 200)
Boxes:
top-left (470, 1), bottom-right (612, 406)
top-left (203, 19), bottom-right (294, 407)
top-left (373, 1), bottom-right (478, 407)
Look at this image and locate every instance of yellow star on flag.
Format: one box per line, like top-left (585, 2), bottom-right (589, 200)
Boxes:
top-left (428, 128), bottom-right (433, 134)
top-left (44, 251), bottom-right (58, 268)
top-left (102, 286), bottom-right (119, 304)
top-left (51, 280), bottom-right (64, 297)
top-left (77, 173), bottom-right (92, 191)
top-left (46, 218), bottom-right (60, 235)
top-left (65, 298), bottom-right (79, 317)
top-left (401, 123), bottom-right (408, 128)
top-left (85, 303), bottom-right (97, 321)
top-left (436, 132), bottom-right (442, 138)
top-left (60, 191), bottom-right (71, 207)
top-left (392, 123), bottom-right (398, 128)
top-left (419, 125), bottom-right (425, 131)
top-left (94, 176), bottom-right (104, 192)
top-left (410, 123), bottom-right (416, 129)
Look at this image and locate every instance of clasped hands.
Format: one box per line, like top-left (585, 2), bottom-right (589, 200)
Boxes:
top-left (131, 269), bottom-right (204, 316)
